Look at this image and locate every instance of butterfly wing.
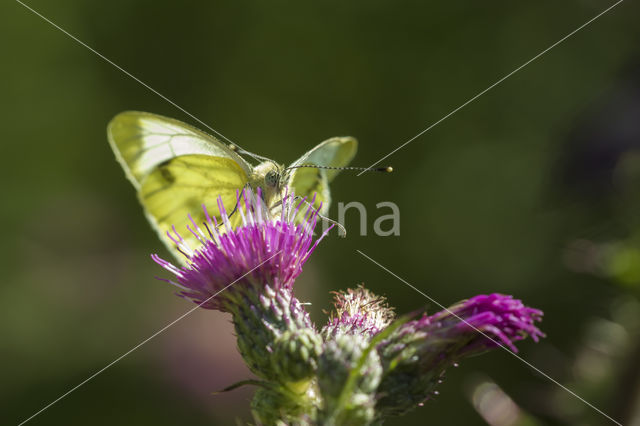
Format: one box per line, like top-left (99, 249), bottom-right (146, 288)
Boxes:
top-left (286, 137), bottom-right (357, 213)
top-left (140, 155), bottom-right (248, 258)
top-left (108, 111), bottom-right (251, 262)
top-left (107, 111), bottom-right (252, 188)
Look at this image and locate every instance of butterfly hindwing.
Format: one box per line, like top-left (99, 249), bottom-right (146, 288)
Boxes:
top-left (139, 154), bottom-right (249, 259)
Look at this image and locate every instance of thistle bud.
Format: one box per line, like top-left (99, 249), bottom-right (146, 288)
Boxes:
top-left (317, 333), bottom-right (383, 425)
top-left (322, 285), bottom-right (395, 339)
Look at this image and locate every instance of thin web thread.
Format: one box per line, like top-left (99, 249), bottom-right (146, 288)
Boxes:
top-left (357, 0), bottom-right (625, 175)
top-left (18, 251), bottom-right (282, 426)
top-left (14, 0), bottom-right (256, 157)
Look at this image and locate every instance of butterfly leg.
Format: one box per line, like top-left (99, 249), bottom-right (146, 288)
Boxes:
top-left (212, 183), bottom-right (253, 231)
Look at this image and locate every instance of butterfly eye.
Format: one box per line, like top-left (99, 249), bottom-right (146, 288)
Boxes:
top-left (265, 171), bottom-right (279, 188)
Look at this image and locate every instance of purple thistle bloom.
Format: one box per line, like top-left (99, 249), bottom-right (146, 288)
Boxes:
top-left (375, 293), bottom-right (544, 417)
top-left (152, 188), bottom-right (331, 312)
top-left (427, 293), bottom-right (545, 353)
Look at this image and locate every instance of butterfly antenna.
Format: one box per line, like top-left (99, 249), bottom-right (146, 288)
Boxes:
top-left (284, 164), bottom-right (393, 173)
top-left (228, 143), bottom-right (274, 163)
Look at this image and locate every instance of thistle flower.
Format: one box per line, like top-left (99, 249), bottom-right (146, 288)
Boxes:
top-left (152, 189), bottom-right (327, 312)
top-left (150, 190), bottom-right (546, 424)
top-left (375, 293), bottom-right (544, 417)
top-left (427, 293), bottom-right (545, 353)
top-left (153, 189), bottom-right (328, 386)
top-left (323, 285), bottom-right (396, 338)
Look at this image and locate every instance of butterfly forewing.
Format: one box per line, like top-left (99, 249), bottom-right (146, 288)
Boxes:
top-left (107, 111), bottom-right (252, 188)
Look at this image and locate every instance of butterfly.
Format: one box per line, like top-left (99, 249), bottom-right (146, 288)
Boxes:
top-left (107, 111), bottom-right (358, 262)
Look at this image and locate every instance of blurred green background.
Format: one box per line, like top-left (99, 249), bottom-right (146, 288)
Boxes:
top-left (3, 1), bottom-right (640, 425)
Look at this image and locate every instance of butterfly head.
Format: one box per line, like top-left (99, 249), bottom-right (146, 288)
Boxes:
top-left (250, 161), bottom-right (285, 204)
top-left (265, 169), bottom-right (280, 188)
